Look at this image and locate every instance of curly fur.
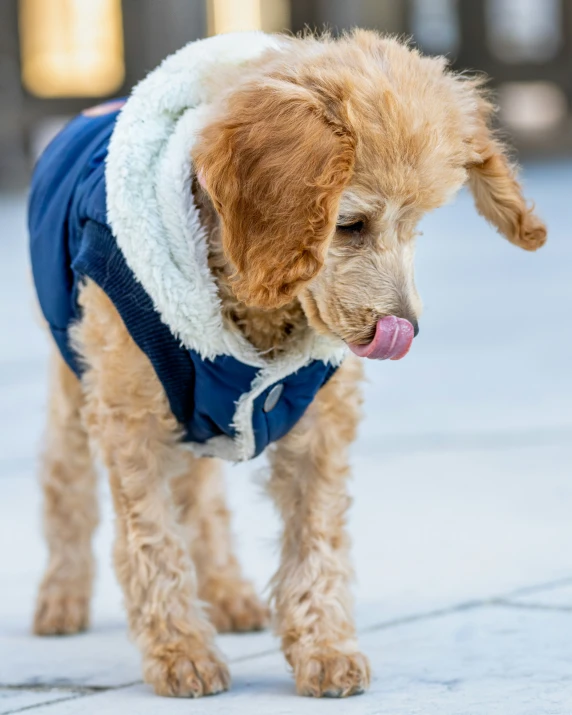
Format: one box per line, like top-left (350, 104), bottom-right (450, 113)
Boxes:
top-left (34, 30), bottom-right (545, 700)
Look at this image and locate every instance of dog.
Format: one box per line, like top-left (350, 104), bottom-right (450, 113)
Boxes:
top-left (29, 30), bottom-right (546, 698)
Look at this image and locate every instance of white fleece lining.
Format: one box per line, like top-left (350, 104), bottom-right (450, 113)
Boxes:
top-left (105, 32), bottom-right (346, 461)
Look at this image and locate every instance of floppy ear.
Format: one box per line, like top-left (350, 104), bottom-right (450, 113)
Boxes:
top-left (466, 93), bottom-right (546, 251)
top-left (192, 81), bottom-right (355, 308)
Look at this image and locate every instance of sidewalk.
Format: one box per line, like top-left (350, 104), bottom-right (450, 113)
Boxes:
top-left (1, 162), bottom-right (571, 714)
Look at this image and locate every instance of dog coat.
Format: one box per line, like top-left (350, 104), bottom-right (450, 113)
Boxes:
top-left (29, 32), bottom-right (346, 462)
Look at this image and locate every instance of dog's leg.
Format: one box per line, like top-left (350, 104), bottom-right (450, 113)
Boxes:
top-left (171, 456), bottom-right (270, 633)
top-left (34, 351), bottom-right (98, 636)
top-left (76, 281), bottom-right (229, 698)
top-left (267, 356), bottom-right (370, 697)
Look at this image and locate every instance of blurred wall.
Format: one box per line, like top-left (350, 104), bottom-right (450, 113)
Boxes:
top-left (292, 0), bottom-right (572, 157)
top-left (1, 0), bottom-right (571, 190)
top-left (122, 0), bottom-right (207, 87)
top-left (290, 0), bottom-right (406, 35)
top-left (0, 2), bottom-right (26, 188)
top-left (0, 0), bottom-right (207, 189)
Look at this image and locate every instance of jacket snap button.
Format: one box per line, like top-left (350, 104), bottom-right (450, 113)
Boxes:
top-left (263, 384), bottom-right (284, 413)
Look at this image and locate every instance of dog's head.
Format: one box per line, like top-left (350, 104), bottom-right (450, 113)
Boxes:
top-left (193, 31), bottom-right (546, 359)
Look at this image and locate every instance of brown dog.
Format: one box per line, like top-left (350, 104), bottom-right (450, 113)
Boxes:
top-left (31, 30), bottom-right (545, 698)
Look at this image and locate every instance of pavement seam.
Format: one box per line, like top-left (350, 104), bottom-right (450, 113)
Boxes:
top-left (0, 681), bottom-right (142, 715)
top-left (1, 691), bottom-right (85, 715)
top-left (500, 575), bottom-right (572, 599)
top-left (358, 599), bottom-right (487, 635)
top-left (3, 574), bottom-right (571, 699)
top-left (0, 682), bottom-right (139, 693)
top-left (492, 599), bottom-right (572, 613)
top-left (358, 576), bottom-right (572, 635)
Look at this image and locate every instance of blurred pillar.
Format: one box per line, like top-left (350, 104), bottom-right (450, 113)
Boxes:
top-left (208, 0), bottom-right (262, 34)
top-left (261, 0), bottom-right (290, 33)
top-left (206, 0), bottom-right (290, 35)
top-left (19, 0), bottom-right (125, 98)
top-left (410, 0), bottom-right (460, 56)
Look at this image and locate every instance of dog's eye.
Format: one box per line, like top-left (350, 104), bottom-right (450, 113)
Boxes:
top-left (336, 220), bottom-right (364, 234)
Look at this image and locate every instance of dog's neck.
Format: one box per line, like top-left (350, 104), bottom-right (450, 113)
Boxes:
top-left (193, 179), bottom-right (309, 358)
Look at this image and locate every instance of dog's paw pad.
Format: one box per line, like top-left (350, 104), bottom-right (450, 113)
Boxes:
top-left (144, 644), bottom-right (230, 698)
top-left (34, 587), bottom-right (90, 636)
top-left (201, 578), bottom-right (270, 633)
top-left (294, 648), bottom-right (370, 698)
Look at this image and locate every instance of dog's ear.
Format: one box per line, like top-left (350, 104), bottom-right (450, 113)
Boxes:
top-left (464, 89), bottom-right (546, 251)
top-left (193, 81), bottom-right (355, 308)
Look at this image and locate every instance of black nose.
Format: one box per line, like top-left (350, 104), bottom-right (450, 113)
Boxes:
top-left (411, 319), bottom-right (419, 337)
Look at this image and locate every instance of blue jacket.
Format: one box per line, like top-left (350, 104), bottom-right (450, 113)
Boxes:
top-left (29, 103), bottom-right (338, 460)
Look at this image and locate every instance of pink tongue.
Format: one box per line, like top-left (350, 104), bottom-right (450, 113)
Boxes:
top-left (348, 316), bottom-right (414, 360)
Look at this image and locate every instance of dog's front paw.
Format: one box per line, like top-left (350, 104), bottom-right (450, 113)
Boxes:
top-left (201, 577), bottom-right (270, 633)
top-left (293, 646), bottom-right (371, 698)
top-left (143, 642), bottom-right (230, 698)
top-left (34, 583), bottom-right (90, 635)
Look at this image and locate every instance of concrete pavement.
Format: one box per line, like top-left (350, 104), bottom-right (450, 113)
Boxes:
top-left (1, 161), bottom-right (571, 713)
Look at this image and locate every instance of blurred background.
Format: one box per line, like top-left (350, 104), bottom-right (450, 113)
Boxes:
top-left (1, 0), bottom-right (572, 188)
top-left (1, 3), bottom-right (572, 710)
